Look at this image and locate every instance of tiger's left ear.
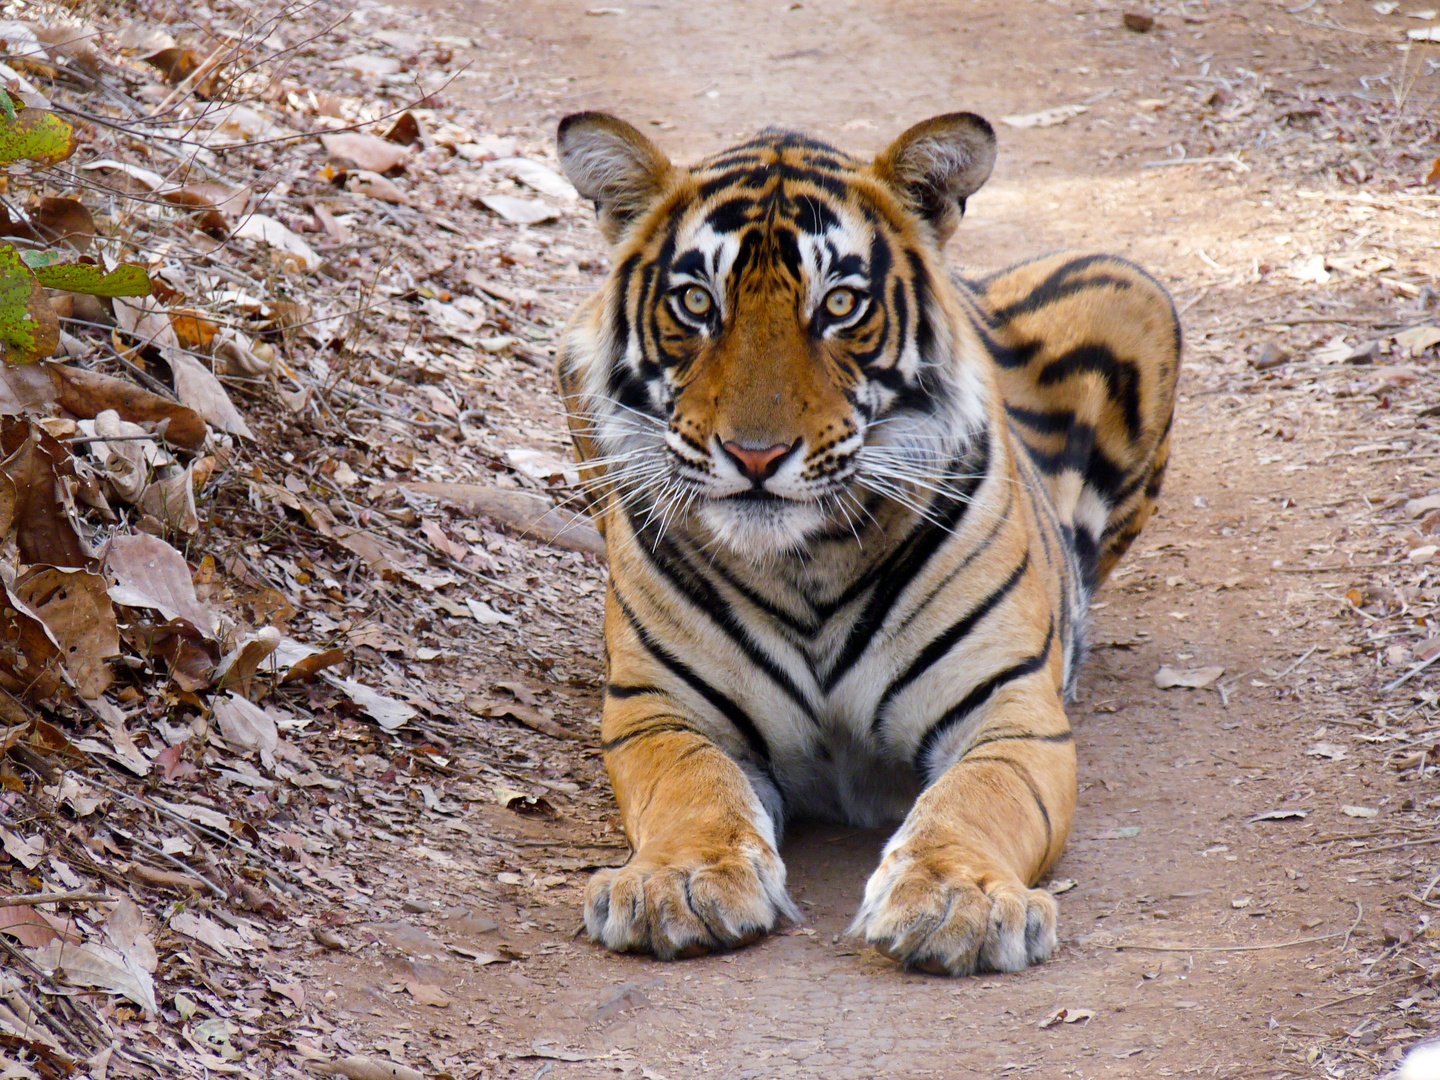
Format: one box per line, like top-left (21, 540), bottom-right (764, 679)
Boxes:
top-left (872, 113), bottom-right (996, 245)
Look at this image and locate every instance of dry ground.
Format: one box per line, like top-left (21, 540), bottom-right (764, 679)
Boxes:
top-left (207, 0), bottom-right (1440, 1077)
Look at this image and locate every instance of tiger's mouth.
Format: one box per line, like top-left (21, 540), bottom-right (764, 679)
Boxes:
top-left (722, 488), bottom-right (787, 503)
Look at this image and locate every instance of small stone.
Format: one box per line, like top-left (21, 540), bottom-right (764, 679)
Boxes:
top-left (1123, 12), bottom-right (1156, 31)
top-left (1343, 340), bottom-right (1380, 364)
top-left (1251, 342), bottom-right (1290, 371)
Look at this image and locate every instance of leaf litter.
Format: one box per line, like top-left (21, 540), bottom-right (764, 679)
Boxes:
top-left (0, 0), bottom-right (621, 1077)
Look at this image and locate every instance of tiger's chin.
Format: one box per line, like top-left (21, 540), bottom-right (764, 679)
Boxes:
top-left (696, 494), bottom-right (830, 558)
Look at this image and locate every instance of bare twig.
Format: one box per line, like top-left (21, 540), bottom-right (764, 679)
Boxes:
top-left (1101, 931), bottom-right (1342, 954)
top-left (0, 890), bottom-right (116, 906)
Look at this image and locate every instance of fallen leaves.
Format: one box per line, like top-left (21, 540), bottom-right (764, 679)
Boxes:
top-left (1039, 1006), bottom-right (1095, 1028)
top-left (1154, 665), bottom-right (1225, 689)
top-left (308, 1057), bottom-right (425, 1080)
top-left (999, 105), bottom-right (1088, 129)
top-left (321, 132), bottom-right (410, 174)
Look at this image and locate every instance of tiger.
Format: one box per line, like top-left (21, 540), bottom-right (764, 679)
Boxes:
top-left (552, 111), bottom-right (1180, 975)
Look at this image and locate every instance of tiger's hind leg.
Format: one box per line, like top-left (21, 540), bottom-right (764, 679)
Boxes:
top-left (974, 252), bottom-right (1182, 590)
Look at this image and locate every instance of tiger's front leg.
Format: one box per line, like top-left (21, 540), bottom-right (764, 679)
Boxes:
top-left (584, 694), bottom-right (797, 959)
top-left (852, 692), bottom-right (1076, 975)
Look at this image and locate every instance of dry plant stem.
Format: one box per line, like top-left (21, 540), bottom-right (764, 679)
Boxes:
top-left (49, 67), bottom-right (465, 154)
top-left (0, 890), bottom-right (115, 906)
top-left (1299, 972), bottom-right (1429, 1015)
top-left (1106, 931), bottom-right (1343, 953)
top-left (113, 827), bottom-right (228, 898)
top-left (1342, 901), bottom-right (1363, 952)
top-left (85, 765), bottom-right (318, 892)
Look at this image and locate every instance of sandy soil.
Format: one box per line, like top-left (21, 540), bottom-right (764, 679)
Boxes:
top-left (310, 1), bottom-right (1440, 1076)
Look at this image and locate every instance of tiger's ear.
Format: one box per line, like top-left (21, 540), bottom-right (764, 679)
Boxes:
top-left (557, 112), bottom-right (673, 244)
top-left (872, 113), bottom-right (996, 245)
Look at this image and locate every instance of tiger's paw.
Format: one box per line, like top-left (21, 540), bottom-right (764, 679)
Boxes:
top-left (585, 837), bottom-right (797, 960)
top-left (851, 844), bottom-right (1058, 976)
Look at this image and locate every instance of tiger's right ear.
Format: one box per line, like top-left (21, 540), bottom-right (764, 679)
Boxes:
top-left (557, 112), bottom-right (673, 244)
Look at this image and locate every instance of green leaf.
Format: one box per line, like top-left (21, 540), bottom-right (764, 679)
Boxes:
top-left (0, 244), bottom-right (59, 364)
top-left (0, 109), bottom-right (77, 167)
top-left (0, 92), bottom-right (14, 124)
top-left (20, 250), bottom-right (61, 269)
top-left (32, 262), bottom-right (151, 298)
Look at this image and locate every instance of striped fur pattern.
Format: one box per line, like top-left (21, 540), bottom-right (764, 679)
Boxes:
top-left (554, 112), bottom-right (1180, 975)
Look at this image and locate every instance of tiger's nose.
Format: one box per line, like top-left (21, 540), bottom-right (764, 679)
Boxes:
top-left (721, 439), bottom-right (800, 483)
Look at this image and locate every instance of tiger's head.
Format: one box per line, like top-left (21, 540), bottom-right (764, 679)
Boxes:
top-left (556, 113), bottom-right (997, 555)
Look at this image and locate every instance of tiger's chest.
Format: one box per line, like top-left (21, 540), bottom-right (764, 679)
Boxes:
top-left (652, 525), bottom-right (1077, 824)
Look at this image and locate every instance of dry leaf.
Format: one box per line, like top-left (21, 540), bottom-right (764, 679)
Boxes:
top-left (1153, 665), bottom-right (1224, 690)
top-left (28, 937), bottom-right (157, 1012)
top-left (383, 111), bottom-right (423, 146)
top-left (0, 903), bottom-right (79, 948)
top-left (231, 214), bottom-right (322, 272)
top-left (1248, 809), bottom-right (1308, 823)
top-left (1039, 1006), bottom-right (1095, 1028)
top-left (345, 170), bottom-right (411, 205)
top-left (478, 194), bottom-right (558, 225)
top-left (0, 578), bottom-right (70, 701)
top-left (486, 157), bottom-right (578, 201)
top-left (280, 646), bottom-right (346, 683)
top-left (0, 827), bottom-right (43, 869)
top-left (334, 678), bottom-right (417, 732)
top-left (168, 910), bottom-right (250, 963)
top-left (0, 417), bottom-right (91, 569)
top-left (403, 981), bottom-right (451, 1007)
top-left (212, 692), bottom-right (279, 766)
top-left (320, 132), bottom-right (410, 173)
top-left (999, 105), bottom-right (1088, 129)
top-left (47, 364), bottom-right (208, 450)
top-left (215, 626), bottom-right (280, 691)
top-left (105, 532), bottom-right (219, 635)
top-left (308, 1057), bottom-right (424, 1080)
top-left (30, 196), bottom-right (94, 251)
top-left (164, 350), bottom-right (254, 438)
top-left (12, 565), bottom-right (119, 698)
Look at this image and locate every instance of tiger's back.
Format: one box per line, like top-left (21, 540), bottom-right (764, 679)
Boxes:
top-left (553, 112), bottom-right (1180, 976)
top-left (967, 254), bottom-right (1180, 590)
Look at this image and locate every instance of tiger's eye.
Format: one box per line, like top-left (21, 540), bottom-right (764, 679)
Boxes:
top-left (682, 286), bottom-right (713, 317)
top-left (825, 288), bottom-right (857, 318)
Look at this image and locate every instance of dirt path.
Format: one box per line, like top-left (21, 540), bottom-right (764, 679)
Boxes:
top-left (319, 1), bottom-right (1440, 1076)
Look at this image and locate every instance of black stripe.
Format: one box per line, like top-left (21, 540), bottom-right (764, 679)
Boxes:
top-left (612, 587), bottom-right (772, 764)
top-left (706, 559), bottom-right (820, 638)
top-left (606, 683), bottom-right (663, 699)
top-left (601, 717), bottom-right (706, 753)
top-left (819, 432), bottom-right (991, 688)
top-left (972, 755), bottom-right (1053, 853)
top-left (961, 729), bottom-right (1074, 754)
top-left (875, 553), bottom-right (1030, 721)
top-left (893, 480), bottom-right (1015, 635)
top-left (1036, 343), bottom-right (1143, 441)
top-left (1005, 404), bottom-right (1074, 434)
top-left (986, 255), bottom-right (1134, 325)
top-left (913, 621), bottom-right (1056, 773)
top-left (625, 513), bottom-right (819, 721)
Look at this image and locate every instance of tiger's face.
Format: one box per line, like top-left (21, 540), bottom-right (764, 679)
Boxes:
top-left (558, 114), bottom-right (998, 553)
